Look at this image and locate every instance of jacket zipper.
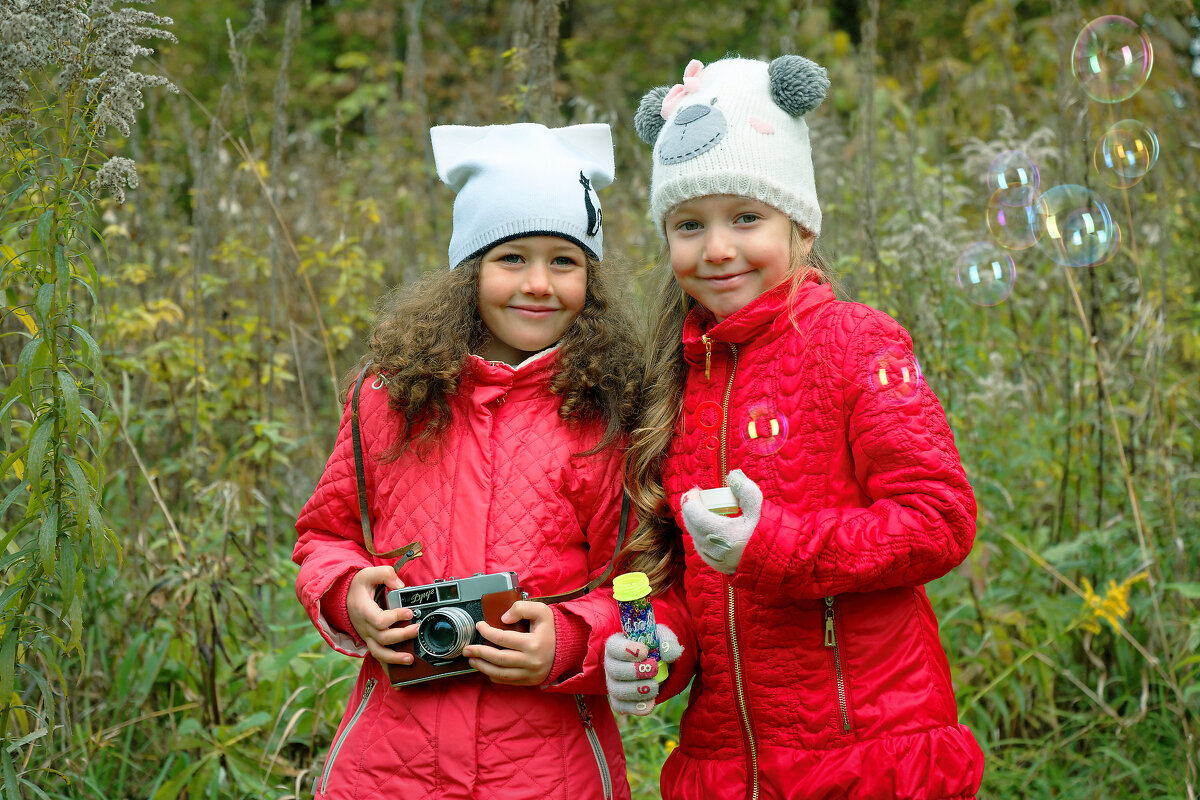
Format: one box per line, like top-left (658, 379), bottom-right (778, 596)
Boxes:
top-left (716, 343), bottom-right (758, 800)
top-left (702, 334), bottom-right (713, 380)
top-left (824, 597), bottom-right (851, 732)
top-left (575, 695), bottom-right (614, 800)
top-left (319, 678), bottom-right (376, 795)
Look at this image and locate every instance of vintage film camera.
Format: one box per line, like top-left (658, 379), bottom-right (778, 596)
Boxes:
top-left (383, 571), bottom-right (528, 687)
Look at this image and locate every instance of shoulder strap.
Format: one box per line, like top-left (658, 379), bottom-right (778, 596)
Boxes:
top-left (530, 492), bottom-right (629, 604)
top-left (350, 358), bottom-right (630, 602)
top-left (350, 360), bottom-right (412, 560)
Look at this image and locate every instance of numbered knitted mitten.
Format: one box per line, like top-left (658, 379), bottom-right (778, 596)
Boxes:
top-left (603, 625), bottom-right (683, 716)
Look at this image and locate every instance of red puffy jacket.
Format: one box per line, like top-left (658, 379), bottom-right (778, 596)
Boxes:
top-left (657, 280), bottom-right (984, 800)
top-left (294, 350), bottom-right (630, 800)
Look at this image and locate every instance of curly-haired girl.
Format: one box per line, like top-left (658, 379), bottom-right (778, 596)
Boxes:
top-left (295, 122), bottom-right (640, 800)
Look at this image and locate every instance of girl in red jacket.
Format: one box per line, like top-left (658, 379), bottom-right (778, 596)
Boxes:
top-left (295, 122), bottom-right (641, 800)
top-left (603, 56), bottom-right (986, 799)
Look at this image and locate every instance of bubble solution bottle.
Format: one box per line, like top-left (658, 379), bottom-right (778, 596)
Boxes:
top-left (612, 571), bottom-right (669, 683)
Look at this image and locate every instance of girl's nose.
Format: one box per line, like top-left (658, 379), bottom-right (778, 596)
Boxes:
top-left (522, 261), bottom-right (552, 295)
top-left (703, 229), bottom-right (735, 264)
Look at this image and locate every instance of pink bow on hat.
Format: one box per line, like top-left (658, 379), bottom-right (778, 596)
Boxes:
top-left (660, 59), bottom-right (705, 120)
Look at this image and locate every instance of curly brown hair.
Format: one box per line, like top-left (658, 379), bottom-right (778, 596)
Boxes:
top-left (341, 253), bottom-right (643, 461)
top-left (622, 224), bottom-right (836, 593)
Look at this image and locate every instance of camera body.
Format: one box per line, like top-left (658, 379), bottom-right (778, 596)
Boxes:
top-left (383, 571), bottom-right (528, 687)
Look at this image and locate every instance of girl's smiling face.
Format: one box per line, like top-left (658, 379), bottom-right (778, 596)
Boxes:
top-left (476, 235), bottom-right (587, 365)
top-left (665, 195), bottom-right (812, 322)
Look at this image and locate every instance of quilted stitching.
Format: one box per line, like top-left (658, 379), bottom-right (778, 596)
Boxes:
top-left (659, 281), bottom-right (982, 798)
top-left (295, 353), bottom-right (629, 799)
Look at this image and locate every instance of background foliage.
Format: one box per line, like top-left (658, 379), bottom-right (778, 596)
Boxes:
top-left (2, 0), bottom-right (1198, 797)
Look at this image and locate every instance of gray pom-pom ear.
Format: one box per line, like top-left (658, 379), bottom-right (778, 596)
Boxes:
top-left (768, 55), bottom-right (830, 117)
top-left (634, 86), bottom-right (670, 145)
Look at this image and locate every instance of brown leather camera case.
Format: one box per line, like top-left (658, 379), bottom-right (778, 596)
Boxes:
top-left (387, 588), bottom-right (529, 687)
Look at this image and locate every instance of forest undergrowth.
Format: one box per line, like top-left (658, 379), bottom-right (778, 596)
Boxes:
top-left (2, 1), bottom-right (1199, 798)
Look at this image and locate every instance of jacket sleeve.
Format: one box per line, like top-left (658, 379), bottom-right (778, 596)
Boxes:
top-left (293, 392), bottom-right (379, 657)
top-left (734, 313), bottom-right (976, 600)
top-left (644, 576), bottom-right (700, 704)
top-left (542, 443), bottom-right (633, 695)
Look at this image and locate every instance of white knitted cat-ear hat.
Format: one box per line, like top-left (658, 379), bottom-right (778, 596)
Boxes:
top-left (431, 122), bottom-right (615, 268)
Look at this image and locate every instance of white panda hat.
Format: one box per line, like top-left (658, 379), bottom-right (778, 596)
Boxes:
top-left (635, 55), bottom-right (829, 237)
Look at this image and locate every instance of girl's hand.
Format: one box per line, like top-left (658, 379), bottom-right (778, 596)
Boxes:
top-left (604, 625), bottom-right (683, 715)
top-left (466, 601), bottom-right (555, 686)
top-left (681, 469), bottom-right (764, 574)
top-left (346, 565), bottom-right (418, 669)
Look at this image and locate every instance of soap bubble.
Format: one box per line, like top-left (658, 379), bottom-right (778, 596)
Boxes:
top-left (1094, 119), bottom-right (1159, 188)
top-left (866, 346), bottom-right (923, 406)
top-left (738, 404), bottom-right (789, 456)
top-left (1032, 185), bottom-right (1120, 267)
top-left (1072, 16), bottom-right (1153, 103)
top-left (986, 191), bottom-right (1039, 250)
top-left (987, 151), bottom-right (1040, 207)
top-left (955, 242), bottom-right (1016, 306)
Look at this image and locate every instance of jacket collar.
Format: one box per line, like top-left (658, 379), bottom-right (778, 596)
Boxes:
top-left (462, 346), bottom-right (560, 404)
top-left (682, 279), bottom-right (834, 361)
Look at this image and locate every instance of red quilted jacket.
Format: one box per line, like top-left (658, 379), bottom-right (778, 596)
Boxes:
top-left (294, 349), bottom-right (630, 800)
top-left (656, 280), bottom-right (984, 800)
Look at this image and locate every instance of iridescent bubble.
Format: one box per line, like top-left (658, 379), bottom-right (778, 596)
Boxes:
top-left (986, 151), bottom-right (1040, 207)
top-left (738, 404), bottom-right (789, 456)
top-left (866, 346), bottom-right (923, 406)
top-left (1071, 16), bottom-right (1153, 103)
top-left (1094, 119), bottom-right (1159, 188)
top-left (955, 242), bottom-right (1016, 306)
top-left (985, 191), bottom-right (1039, 250)
top-left (1032, 185), bottom-right (1120, 267)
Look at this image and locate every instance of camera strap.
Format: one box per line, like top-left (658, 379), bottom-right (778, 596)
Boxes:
top-left (350, 360), bottom-right (630, 605)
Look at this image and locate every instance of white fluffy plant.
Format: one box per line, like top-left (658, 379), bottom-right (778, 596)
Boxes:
top-left (0, 0), bottom-right (175, 784)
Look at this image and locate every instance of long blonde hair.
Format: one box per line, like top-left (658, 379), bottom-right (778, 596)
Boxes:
top-left (621, 223), bottom-right (834, 592)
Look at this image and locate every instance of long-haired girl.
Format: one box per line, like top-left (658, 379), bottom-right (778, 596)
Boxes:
top-left (296, 122), bottom-right (640, 800)
top-left (603, 56), bottom-right (985, 800)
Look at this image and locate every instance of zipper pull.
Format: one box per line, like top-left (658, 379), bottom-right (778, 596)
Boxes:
top-left (824, 597), bottom-right (836, 647)
top-left (702, 334), bottom-right (712, 380)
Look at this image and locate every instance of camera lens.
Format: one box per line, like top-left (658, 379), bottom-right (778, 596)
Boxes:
top-left (417, 607), bottom-right (475, 660)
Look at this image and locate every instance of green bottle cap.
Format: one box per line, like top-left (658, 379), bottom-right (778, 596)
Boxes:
top-left (612, 571), bottom-right (651, 602)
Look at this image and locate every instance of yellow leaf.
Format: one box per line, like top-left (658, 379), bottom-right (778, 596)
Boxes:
top-left (12, 307), bottom-right (36, 335)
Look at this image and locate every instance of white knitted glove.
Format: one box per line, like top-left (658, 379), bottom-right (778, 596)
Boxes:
top-left (604, 625), bottom-right (683, 716)
top-left (680, 469), bottom-right (764, 575)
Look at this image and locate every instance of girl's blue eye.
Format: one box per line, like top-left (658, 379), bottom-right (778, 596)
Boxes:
top-left (736, 213), bottom-right (760, 224)
top-left (501, 254), bottom-right (523, 263)
top-left (678, 220), bottom-right (701, 232)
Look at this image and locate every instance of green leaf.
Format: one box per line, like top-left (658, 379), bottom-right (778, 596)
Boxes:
top-left (15, 335), bottom-right (47, 401)
top-left (0, 627), bottom-right (17, 712)
top-left (53, 242), bottom-right (69, 288)
top-left (32, 207), bottom-right (54, 255)
top-left (1, 742), bottom-right (19, 799)
top-left (25, 413), bottom-right (54, 503)
top-left (65, 572), bottom-right (83, 653)
top-left (38, 502), bottom-right (59, 576)
top-left (58, 538), bottom-right (77, 610)
top-left (1162, 582), bottom-right (1200, 600)
top-left (56, 369), bottom-right (80, 443)
top-left (69, 323), bottom-right (102, 372)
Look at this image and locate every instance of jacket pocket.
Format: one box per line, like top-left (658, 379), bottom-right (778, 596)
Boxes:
top-left (574, 695), bottom-right (613, 800)
top-left (823, 597), bottom-right (853, 733)
top-left (319, 677), bottom-right (376, 795)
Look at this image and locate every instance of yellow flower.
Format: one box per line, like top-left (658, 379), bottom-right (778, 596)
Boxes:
top-left (665, 739), bottom-right (678, 755)
top-left (1080, 571), bottom-right (1149, 634)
